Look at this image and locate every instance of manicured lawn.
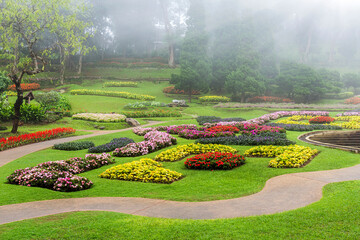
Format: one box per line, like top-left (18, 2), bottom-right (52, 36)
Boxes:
top-left (0, 181), bottom-right (359, 239)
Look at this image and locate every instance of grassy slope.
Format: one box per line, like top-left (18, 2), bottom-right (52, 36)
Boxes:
top-left (0, 181), bottom-right (359, 239)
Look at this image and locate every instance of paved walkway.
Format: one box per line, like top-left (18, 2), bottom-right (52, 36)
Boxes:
top-left (1, 123), bottom-right (360, 224)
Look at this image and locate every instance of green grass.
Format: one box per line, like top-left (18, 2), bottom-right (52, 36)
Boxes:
top-left (82, 67), bottom-right (180, 79)
top-left (0, 181), bottom-right (359, 239)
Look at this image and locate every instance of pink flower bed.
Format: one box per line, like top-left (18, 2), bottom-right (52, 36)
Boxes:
top-left (178, 129), bottom-right (234, 139)
top-left (113, 131), bottom-right (177, 157)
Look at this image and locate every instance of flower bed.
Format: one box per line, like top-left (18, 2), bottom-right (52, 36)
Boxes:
top-left (103, 81), bottom-right (138, 87)
top-left (8, 83), bottom-right (40, 91)
top-left (214, 102), bottom-right (360, 110)
top-left (178, 129), bottom-right (234, 139)
top-left (345, 97), bottom-right (360, 105)
top-left (198, 96), bottom-right (230, 103)
top-left (184, 152), bottom-right (246, 170)
top-left (124, 101), bottom-right (166, 109)
top-left (265, 123), bottom-right (342, 131)
top-left (196, 116), bottom-right (246, 125)
top-left (53, 141), bottom-right (95, 151)
top-left (248, 96), bottom-right (292, 103)
top-left (88, 138), bottom-right (135, 153)
top-left (70, 89), bottom-right (155, 101)
top-left (163, 86), bottom-right (200, 95)
top-left (133, 127), bottom-right (155, 136)
top-left (100, 158), bottom-right (182, 184)
top-left (195, 134), bottom-right (295, 146)
top-left (121, 109), bottom-right (181, 118)
top-left (244, 145), bottom-right (319, 168)
top-left (154, 143), bottom-right (237, 162)
top-left (330, 116), bottom-right (360, 129)
top-left (0, 128), bottom-right (76, 151)
top-left (72, 113), bottom-right (126, 122)
top-left (240, 124), bottom-right (285, 135)
top-left (336, 112), bottom-right (360, 117)
top-left (205, 126), bottom-right (240, 133)
top-left (309, 116), bottom-right (335, 124)
top-left (167, 124), bottom-right (200, 134)
top-left (113, 131), bottom-right (177, 157)
top-left (7, 153), bottom-right (114, 191)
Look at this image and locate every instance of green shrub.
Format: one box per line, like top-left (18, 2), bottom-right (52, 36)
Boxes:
top-left (70, 89), bottom-right (156, 101)
top-left (0, 126), bottom-right (7, 131)
top-left (338, 92), bottom-right (354, 99)
top-left (122, 109), bottom-right (181, 118)
top-left (34, 91), bottom-right (71, 112)
top-left (53, 141), bottom-right (95, 151)
top-left (103, 81), bottom-right (138, 87)
top-left (20, 103), bottom-right (46, 123)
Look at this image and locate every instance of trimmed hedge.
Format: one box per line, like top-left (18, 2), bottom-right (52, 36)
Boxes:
top-left (265, 123), bottom-right (342, 131)
top-left (53, 141), bottom-right (95, 151)
top-left (195, 134), bottom-right (295, 146)
top-left (70, 89), bottom-right (155, 101)
top-left (103, 81), bottom-right (138, 87)
top-left (88, 138), bottom-right (135, 153)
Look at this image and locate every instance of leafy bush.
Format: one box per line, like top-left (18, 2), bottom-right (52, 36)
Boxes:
top-left (162, 86), bottom-right (200, 95)
top-left (34, 91), bottom-right (71, 112)
top-left (184, 152), bottom-right (246, 170)
top-left (0, 72), bottom-right (11, 93)
top-left (53, 141), bottom-right (95, 151)
top-left (0, 126), bottom-right (7, 131)
top-left (196, 116), bottom-right (246, 125)
top-left (309, 116), bottom-right (335, 124)
top-left (199, 96), bottom-right (230, 103)
top-left (20, 103), bottom-right (46, 123)
top-left (103, 81), bottom-right (138, 87)
top-left (70, 89), bottom-right (156, 101)
top-left (88, 138), bottom-right (135, 153)
top-left (122, 109), bottom-right (181, 118)
top-left (99, 158), bottom-right (182, 184)
top-left (244, 145), bottom-right (319, 168)
top-left (338, 92), bottom-right (354, 99)
top-left (195, 134), bottom-right (295, 146)
top-left (72, 113), bottom-right (126, 122)
top-left (154, 143), bottom-right (237, 162)
top-left (265, 123), bottom-right (342, 131)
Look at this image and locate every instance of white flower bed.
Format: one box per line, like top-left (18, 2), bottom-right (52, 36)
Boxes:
top-left (72, 113), bottom-right (126, 122)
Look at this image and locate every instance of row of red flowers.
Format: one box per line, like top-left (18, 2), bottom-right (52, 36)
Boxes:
top-left (309, 116), bottom-right (335, 124)
top-left (8, 83), bottom-right (40, 92)
top-left (184, 152), bottom-right (246, 170)
top-left (248, 96), bottom-right (292, 103)
top-left (206, 125), bottom-right (240, 133)
top-left (345, 96), bottom-right (360, 105)
top-left (0, 128), bottom-right (76, 151)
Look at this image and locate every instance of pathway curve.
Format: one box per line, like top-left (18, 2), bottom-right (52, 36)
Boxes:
top-left (0, 123), bottom-right (360, 224)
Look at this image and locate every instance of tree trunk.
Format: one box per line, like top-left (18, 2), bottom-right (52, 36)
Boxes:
top-left (241, 92), bottom-right (246, 103)
top-left (78, 54), bottom-right (83, 75)
top-left (160, 0), bottom-right (176, 68)
top-left (11, 75), bottom-right (24, 133)
top-left (169, 44), bottom-right (175, 67)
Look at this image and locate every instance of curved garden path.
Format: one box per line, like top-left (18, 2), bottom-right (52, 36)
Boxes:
top-left (1, 123), bottom-right (360, 224)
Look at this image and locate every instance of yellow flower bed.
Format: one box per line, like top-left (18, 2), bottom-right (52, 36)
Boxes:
top-left (4, 91), bottom-right (17, 96)
top-left (99, 158), bottom-right (182, 184)
top-left (276, 119), bottom-right (310, 125)
top-left (103, 81), bottom-right (138, 87)
top-left (287, 115), bottom-right (314, 121)
top-left (199, 96), bottom-right (230, 103)
top-left (331, 116), bottom-right (360, 129)
top-left (154, 143), bottom-right (237, 162)
top-left (244, 145), bottom-right (319, 168)
top-left (70, 89), bottom-right (155, 101)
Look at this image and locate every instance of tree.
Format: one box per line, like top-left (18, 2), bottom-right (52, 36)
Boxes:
top-left (0, 72), bottom-right (11, 94)
top-left (342, 73), bottom-right (360, 94)
top-left (171, 0), bottom-right (212, 102)
top-left (0, 0), bottom-right (91, 133)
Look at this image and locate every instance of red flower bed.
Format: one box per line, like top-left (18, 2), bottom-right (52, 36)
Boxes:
top-left (184, 152), bottom-right (246, 170)
top-left (345, 97), bottom-right (360, 105)
top-left (248, 96), bottom-right (292, 103)
top-left (8, 83), bottom-right (40, 92)
top-left (0, 128), bottom-right (76, 151)
top-left (163, 86), bottom-right (200, 95)
top-left (309, 116), bottom-right (335, 124)
top-left (206, 126), bottom-right (240, 133)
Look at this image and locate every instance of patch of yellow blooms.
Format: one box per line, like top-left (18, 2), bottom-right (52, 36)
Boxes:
top-left (99, 158), bottom-right (182, 184)
top-left (154, 143), bottom-right (237, 162)
top-left (244, 145), bottom-right (319, 168)
top-left (330, 116), bottom-right (360, 129)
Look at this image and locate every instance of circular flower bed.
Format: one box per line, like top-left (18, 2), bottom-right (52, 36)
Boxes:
top-left (309, 116), bottom-right (335, 124)
top-left (184, 152), bottom-right (246, 170)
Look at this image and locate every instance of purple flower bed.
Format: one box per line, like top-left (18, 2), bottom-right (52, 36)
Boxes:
top-left (178, 129), bottom-right (234, 139)
top-left (113, 131), bottom-right (177, 157)
top-left (7, 153), bottom-right (114, 192)
top-left (336, 112), bottom-right (360, 117)
top-left (88, 138), bottom-right (135, 153)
